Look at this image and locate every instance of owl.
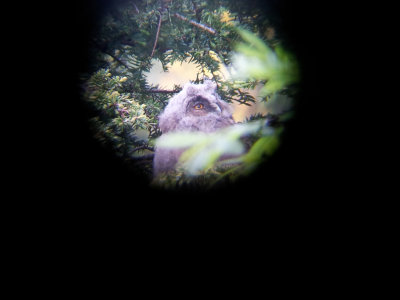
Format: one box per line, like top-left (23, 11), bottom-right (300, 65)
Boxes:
top-left (153, 80), bottom-right (235, 176)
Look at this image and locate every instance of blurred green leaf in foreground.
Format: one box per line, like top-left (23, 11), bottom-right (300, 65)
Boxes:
top-left (231, 28), bottom-right (299, 97)
top-left (156, 121), bottom-right (261, 175)
top-left (153, 120), bottom-right (281, 188)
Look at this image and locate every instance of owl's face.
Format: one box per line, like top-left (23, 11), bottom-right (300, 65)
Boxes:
top-left (158, 80), bottom-right (235, 133)
top-left (186, 96), bottom-right (220, 116)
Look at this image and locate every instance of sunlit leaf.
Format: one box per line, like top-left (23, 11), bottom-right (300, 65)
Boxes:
top-left (155, 121), bottom-right (263, 175)
top-left (156, 131), bottom-right (208, 148)
top-left (180, 137), bottom-right (245, 175)
top-left (242, 135), bottom-right (279, 164)
top-left (232, 28), bottom-right (299, 96)
top-left (236, 28), bottom-right (271, 56)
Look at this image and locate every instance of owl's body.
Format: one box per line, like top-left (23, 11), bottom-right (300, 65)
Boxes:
top-left (153, 80), bottom-right (235, 176)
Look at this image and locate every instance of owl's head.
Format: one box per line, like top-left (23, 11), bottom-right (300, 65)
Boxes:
top-left (158, 80), bottom-right (235, 133)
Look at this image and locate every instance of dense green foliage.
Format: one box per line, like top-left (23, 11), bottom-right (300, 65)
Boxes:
top-left (82, 0), bottom-right (299, 187)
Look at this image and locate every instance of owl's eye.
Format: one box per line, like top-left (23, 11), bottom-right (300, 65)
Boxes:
top-left (194, 103), bottom-right (205, 110)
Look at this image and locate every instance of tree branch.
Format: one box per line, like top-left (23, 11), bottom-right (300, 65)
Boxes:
top-left (132, 145), bottom-right (155, 152)
top-left (151, 12), bottom-right (163, 58)
top-left (174, 13), bottom-right (216, 35)
top-left (109, 53), bottom-right (131, 69)
top-left (146, 89), bottom-right (178, 94)
top-left (133, 2), bottom-right (140, 14)
top-left (92, 41), bottom-right (132, 70)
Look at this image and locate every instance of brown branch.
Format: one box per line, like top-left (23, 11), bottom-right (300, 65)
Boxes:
top-left (108, 53), bottom-right (130, 69)
top-left (92, 41), bottom-right (131, 70)
top-left (174, 13), bottom-right (216, 35)
top-left (132, 145), bottom-right (155, 153)
top-left (146, 89), bottom-right (178, 94)
top-left (151, 12), bottom-right (163, 58)
top-left (133, 3), bottom-right (140, 14)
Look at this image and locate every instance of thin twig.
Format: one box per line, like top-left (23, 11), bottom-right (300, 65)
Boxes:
top-left (132, 145), bottom-right (155, 152)
top-left (92, 41), bottom-right (132, 69)
top-left (133, 3), bottom-right (139, 13)
top-left (146, 89), bottom-right (178, 94)
top-left (174, 13), bottom-right (216, 35)
top-left (109, 53), bottom-right (130, 69)
top-left (151, 12), bottom-right (163, 58)
top-left (191, 0), bottom-right (202, 22)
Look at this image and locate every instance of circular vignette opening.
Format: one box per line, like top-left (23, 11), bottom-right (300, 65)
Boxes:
top-left (78, 0), bottom-right (304, 193)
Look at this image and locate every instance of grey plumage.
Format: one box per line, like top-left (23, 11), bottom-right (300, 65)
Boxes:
top-left (153, 80), bottom-right (235, 176)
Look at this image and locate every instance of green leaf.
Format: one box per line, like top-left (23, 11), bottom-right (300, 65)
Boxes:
top-left (232, 28), bottom-right (299, 96)
top-left (242, 135), bottom-right (280, 164)
top-left (156, 132), bottom-right (209, 148)
top-left (236, 27), bottom-right (271, 56)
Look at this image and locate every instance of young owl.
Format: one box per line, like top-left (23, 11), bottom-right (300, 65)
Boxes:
top-left (153, 80), bottom-right (235, 176)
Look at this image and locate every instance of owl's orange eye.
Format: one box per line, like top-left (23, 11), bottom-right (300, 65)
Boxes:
top-left (194, 103), bottom-right (204, 110)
